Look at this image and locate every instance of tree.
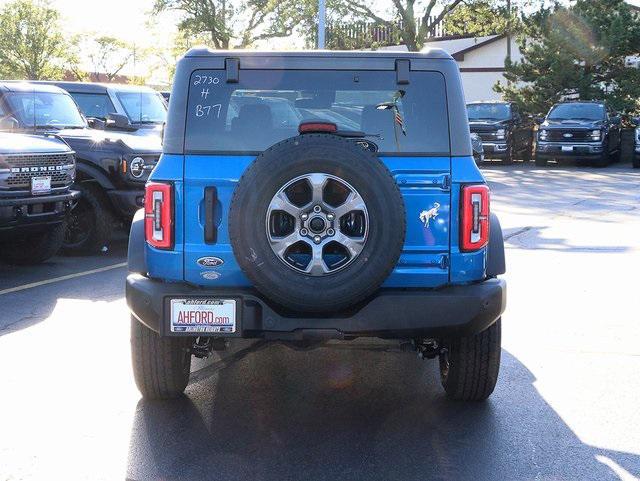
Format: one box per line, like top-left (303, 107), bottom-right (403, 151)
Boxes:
top-left (496, 0), bottom-right (640, 114)
top-left (65, 34), bottom-right (89, 81)
top-left (87, 36), bottom-right (135, 82)
top-left (152, 0), bottom-right (311, 49)
top-left (341, 0), bottom-right (467, 51)
top-left (0, 0), bottom-right (67, 80)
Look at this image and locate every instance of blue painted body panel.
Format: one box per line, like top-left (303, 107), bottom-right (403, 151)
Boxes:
top-left (146, 152), bottom-right (488, 288)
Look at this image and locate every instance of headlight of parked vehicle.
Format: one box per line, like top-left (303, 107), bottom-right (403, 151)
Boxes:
top-left (538, 129), bottom-right (548, 141)
top-left (496, 128), bottom-right (506, 140)
top-left (591, 129), bottom-right (602, 141)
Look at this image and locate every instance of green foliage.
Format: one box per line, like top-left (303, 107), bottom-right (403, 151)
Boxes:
top-left (444, 1), bottom-right (510, 37)
top-left (0, 0), bottom-right (67, 80)
top-left (153, 0), bottom-right (312, 49)
top-left (496, 0), bottom-right (640, 115)
top-left (86, 36), bottom-right (135, 82)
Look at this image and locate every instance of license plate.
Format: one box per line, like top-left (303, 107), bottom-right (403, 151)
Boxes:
top-left (31, 176), bottom-right (51, 195)
top-left (561, 146), bottom-right (573, 152)
top-left (170, 298), bottom-right (236, 333)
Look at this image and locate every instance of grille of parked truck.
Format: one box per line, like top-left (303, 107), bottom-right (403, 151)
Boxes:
top-left (0, 132), bottom-right (79, 264)
top-left (535, 101), bottom-right (622, 167)
top-left (0, 82), bottom-right (162, 254)
top-left (126, 50), bottom-right (507, 403)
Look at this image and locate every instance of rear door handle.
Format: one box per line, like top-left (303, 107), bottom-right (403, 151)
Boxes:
top-left (204, 187), bottom-right (218, 243)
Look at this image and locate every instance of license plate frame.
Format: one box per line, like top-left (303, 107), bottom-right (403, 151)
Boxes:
top-left (169, 298), bottom-right (237, 334)
top-left (31, 176), bottom-right (51, 195)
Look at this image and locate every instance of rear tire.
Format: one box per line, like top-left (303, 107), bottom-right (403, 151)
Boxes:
top-left (62, 183), bottom-right (114, 255)
top-left (0, 222), bottom-right (65, 265)
top-left (131, 317), bottom-right (193, 400)
top-left (439, 318), bottom-right (501, 401)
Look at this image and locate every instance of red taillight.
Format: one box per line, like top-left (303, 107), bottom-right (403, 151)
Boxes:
top-left (144, 182), bottom-right (173, 249)
top-left (298, 121), bottom-right (337, 134)
top-left (461, 184), bottom-right (490, 252)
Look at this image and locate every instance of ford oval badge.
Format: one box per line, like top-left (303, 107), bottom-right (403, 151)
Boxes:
top-left (197, 256), bottom-right (224, 267)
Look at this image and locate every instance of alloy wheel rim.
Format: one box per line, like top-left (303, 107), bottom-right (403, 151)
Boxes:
top-left (265, 173), bottom-right (369, 276)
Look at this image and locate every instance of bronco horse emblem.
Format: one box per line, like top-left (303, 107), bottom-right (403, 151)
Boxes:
top-left (419, 203), bottom-right (440, 227)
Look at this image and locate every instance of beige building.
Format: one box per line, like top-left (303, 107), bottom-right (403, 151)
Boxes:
top-left (422, 34), bottom-right (523, 102)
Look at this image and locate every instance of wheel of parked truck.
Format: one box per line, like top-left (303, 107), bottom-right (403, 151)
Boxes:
top-left (62, 182), bottom-right (114, 255)
top-left (534, 156), bottom-right (548, 167)
top-left (229, 134), bottom-right (406, 313)
top-left (439, 318), bottom-right (501, 401)
top-left (0, 222), bottom-right (65, 265)
top-left (130, 316), bottom-right (193, 399)
top-left (502, 145), bottom-right (514, 165)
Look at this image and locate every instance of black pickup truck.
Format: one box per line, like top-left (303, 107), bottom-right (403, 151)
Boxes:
top-left (0, 132), bottom-right (78, 264)
top-left (467, 101), bottom-right (533, 164)
top-left (535, 101), bottom-right (621, 167)
top-left (0, 82), bottom-right (161, 253)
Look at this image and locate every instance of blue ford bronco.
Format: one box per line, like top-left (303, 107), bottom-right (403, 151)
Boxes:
top-left (126, 50), bottom-right (507, 402)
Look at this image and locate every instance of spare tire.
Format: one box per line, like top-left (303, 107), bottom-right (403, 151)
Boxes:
top-left (229, 134), bottom-right (405, 313)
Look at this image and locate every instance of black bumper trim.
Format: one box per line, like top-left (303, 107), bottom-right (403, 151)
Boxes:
top-left (126, 274), bottom-right (506, 340)
top-left (0, 190), bottom-right (80, 207)
top-left (107, 189), bottom-right (145, 218)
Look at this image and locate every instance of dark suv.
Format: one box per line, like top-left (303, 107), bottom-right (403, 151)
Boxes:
top-left (34, 81), bottom-right (167, 138)
top-left (0, 132), bottom-right (78, 264)
top-left (467, 101), bottom-right (532, 164)
top-left (0, 82), bottom-right (162, 253)
top-left (535, 101), bottom-right (621, 167)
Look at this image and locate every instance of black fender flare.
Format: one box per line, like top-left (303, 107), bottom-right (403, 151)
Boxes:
top-left (128, 209), bottom-right (147, 274)
top-left (487, 213), bottom-right (506, 277)
top-left (75, 160), bottom-right (115, 190)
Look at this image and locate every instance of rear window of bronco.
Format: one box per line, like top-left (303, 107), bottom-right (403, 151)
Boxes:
top-left (185, 70), bottom-right (450, 155)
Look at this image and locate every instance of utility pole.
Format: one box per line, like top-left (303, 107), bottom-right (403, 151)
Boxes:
top-left (506, 0), bottom-right (511, 63)
top-left (318, 0), bottom-right (326, 49)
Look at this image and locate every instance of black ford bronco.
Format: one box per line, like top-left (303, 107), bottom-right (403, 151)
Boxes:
top-left (0, 82), bottom-right (162, 253)
top-left (127, 50), bottom-right (507, 402)
top-left (535, 101), bottom-right (621, 167)
top-left (0, 132), bottom-right (78, 264)
top-left (467, 101), bottom-right (533, 164)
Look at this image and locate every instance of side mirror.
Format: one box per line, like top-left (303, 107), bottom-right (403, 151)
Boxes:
top-left (87, 117), bottom-right (106, 129)
top-left (0, 116), bottom-right (19, 131)
top-left (534, 116), bottom-right (545, 124)
top-left (106, 113), bottom-right (135, 131)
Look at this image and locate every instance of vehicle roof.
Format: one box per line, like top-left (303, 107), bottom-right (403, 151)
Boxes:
top-left (30, 81), bottom-right (160, 94)
top-left (467, 100), bottom-right (511, 105)
top-left (184, 48), bottom-right (454, 61)
top-left (0, 82), bottom-right (68, 94)
top-left (552, 100), bottom-right (605, 105)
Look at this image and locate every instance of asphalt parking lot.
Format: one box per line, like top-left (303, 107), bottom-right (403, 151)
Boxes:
top-left (0, 162), bottom-right (639, 481)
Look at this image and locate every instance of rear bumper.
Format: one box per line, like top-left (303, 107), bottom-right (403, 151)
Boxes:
top-left (126, 274), bottom-right (506, 340)
top-left (107, 189), bottom-right (145, 218)
top-left (0, 190), bottom-right (80, 233)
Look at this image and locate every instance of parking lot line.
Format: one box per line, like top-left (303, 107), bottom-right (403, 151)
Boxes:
top-left (0, 262), bottom-right (127, 296)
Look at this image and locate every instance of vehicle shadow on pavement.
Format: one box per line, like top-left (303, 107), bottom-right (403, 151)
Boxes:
top-left (126, 345), bottom-right (639, 481)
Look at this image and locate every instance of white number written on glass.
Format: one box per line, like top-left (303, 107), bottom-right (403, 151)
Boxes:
top-left (193, 75), bottom-right (220, 86)
top-left (195, 104), bottom-right (222, 118)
